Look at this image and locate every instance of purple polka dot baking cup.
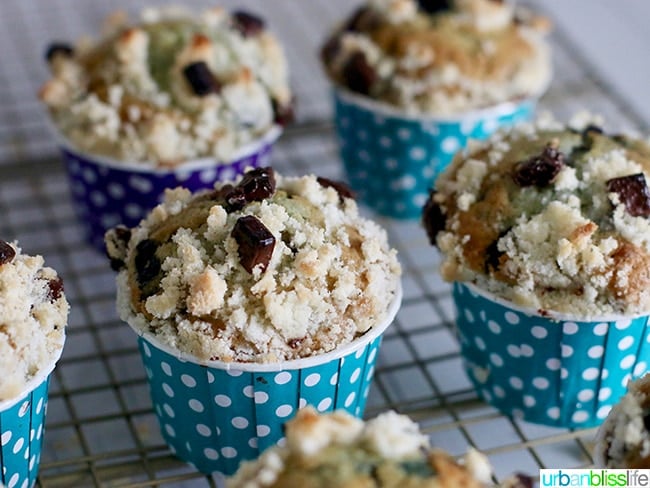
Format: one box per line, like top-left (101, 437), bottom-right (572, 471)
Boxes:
top-left (453, 282), bottom-right (650, 428)
top-left (333, 88), bottom-right (535, 220)
top-left (57, 126), bottom-right (281, 252)
top-left (0, 371), bottom-right (54, 488)
top-left (131, 282), bottom-right (401, 475)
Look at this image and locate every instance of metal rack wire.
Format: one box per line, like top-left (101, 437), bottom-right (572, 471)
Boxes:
top-left (0, 1), bottom-right (647, 486)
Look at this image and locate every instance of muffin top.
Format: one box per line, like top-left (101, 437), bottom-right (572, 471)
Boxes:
top-left (320, 0), bottom-right (551, 115)
top-left (227, 406), bottom-right (493, 488)
top-left (597, 374), bottom-right (650, 468)
top-left (40, 6), bottom-right (292, 166)
top-left (106, 167), bottom-right (401, 363)
top-left (0, 241), bottom-right (69, 401)
top-left (423, 115), bottom-right (650, 317)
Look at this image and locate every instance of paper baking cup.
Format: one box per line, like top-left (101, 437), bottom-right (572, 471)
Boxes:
top-left (453, 282), bottom-right (650, 428)
top-left (58, 126), bottom-right (281, 252)
top-left (0, 356), bottom-right (59, 488)
top-left (333, 89), bottom-right (535, 219)
top-left (130, 283), bottom-right (401, 475)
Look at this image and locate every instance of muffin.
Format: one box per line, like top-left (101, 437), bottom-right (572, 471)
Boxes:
top-left (0, 240), bottom-right (69, 487)
top-left (320, 0), bottom-right (551, 219)
top-left (105, 167), bottom-right (402, 474)
top-left (595, 374), bottom-right (650, 468)
top-left (424, 115), bottom-right (650, 427)
top-left (40, 6), bottom-right (292, 250)
top-left (227, 406), bottom-right (494, 488)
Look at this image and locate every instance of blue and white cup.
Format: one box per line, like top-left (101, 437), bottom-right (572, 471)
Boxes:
top-left (333, 89), bottom-right (536, 219)
top-left (57, 126), bottom-right (281, 252)
top-left (129, 283), bottom-right (402, 475)
top-left (0, 341), bottom-right (63, 488)
top-left (453, 282), bottom-right (650, 428)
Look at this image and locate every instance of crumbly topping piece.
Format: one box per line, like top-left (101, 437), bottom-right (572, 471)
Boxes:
top-left (40, 6), bottom-right (292, 165)
top-left (321, 0), bottom-right (551, 115)
top-left (227, 407), bottom-right (493, 488)
top-left (599, 374), bottom-right (650, 468)
top-left (425, 118), bottom-right (650, 316)
top-left (107, 168), bottom-right (401, 362)
top-left (0, 241), bottom-right (69, 401)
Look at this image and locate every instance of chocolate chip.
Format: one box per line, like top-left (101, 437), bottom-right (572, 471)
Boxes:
top-left (272, 98), bottom-right (295, 126)
top-left (344, 7), bottom-right (380, 32)
top-left (232, 10), bottom-right (265, 37)
top-left (182, 61), bottom-right (220, 97)
top-left (512, 144), bottom-right (565, 187)
top-left (45, 42), bottom-right (74, 62)
top-left (416, 0), bottom-right (452, 14)
top-left (232, 216), bottom-right (275, 273)
top-left (607, 173), bottom-right (650, 217)
top-left (643, 410), bottom-right (650, 432)
top-left (508, 474), bottom-right (534, 488)
top-left (225, 167), bottom-right (276, 212)
top-left (421, 192), bottom-right (445, 246)
top-left (0, 240), bottom-right (15, 265)
top-left (134, 239), bottom-right (161, 285)
top-left (342, 52), bottom-right (376, 96)
top-left (47, 276), bottom-right (64, 302)
top-left (317, 176), bottom-right (355, 201)
top-left (320, 35), bottom-right (342, 65)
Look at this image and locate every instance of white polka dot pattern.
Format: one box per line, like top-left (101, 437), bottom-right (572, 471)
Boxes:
top-left (136, 330), bottom-right (385, 476)
top-left (60, 141), bottom-right (275, 252)
top-left (0, 376), bottom-right (50, 488)
top-left (333, 90), bottom-right (535, 220)
top-left (453, 282), bottom-right (650, 428)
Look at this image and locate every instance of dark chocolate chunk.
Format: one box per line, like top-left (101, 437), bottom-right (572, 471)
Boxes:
top-left (45, 42), bottom-right (74, 62)
top-left (106, 226), bottom-right (132, 271)
top-left (344, 7), bottom-right (380, 32)
top-left (421, 192), bottom-right (446, 246)
top-left (512, 144), bottom-right (565, 187)
top-left (272, 98), bottom-right (295, 126)
top-left (0, 240), bottom-right (15, 265)
top-left (232, 216), bottom-right (275, 273)
top-left (317, 176), bottom-right (355, 201)
top-left (342, 52), bottom-right (376, 96)
top-left (507, 474), bottom-right (534, 488)
top-left (226, 167), bottom-right (276, 211)
top-left (232, 10), bottom-right (265, 37)
top-left (607, 173), bottom-right (650, 217)
top-left (47, 276), bottom-right (64, 302)
top-left (182, 61), bottom-right (220, 97)
top-left (416, 0), bottom-right (452, 14)
top-left (134, 239), bottom-right (161, 285)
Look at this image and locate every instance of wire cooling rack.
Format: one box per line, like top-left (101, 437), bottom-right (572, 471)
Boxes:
top-left (0, 1), bottom-right (648, 486)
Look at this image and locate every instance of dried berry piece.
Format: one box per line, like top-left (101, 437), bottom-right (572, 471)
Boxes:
top-left (182, 62), bottom-right (220, 97)
top-left (342, 52), bottom-right (376, 96)
top-left (416, 0), bottom-right (452, 14)
top-left (272, 98), bottom-right (295, 126)
top-left (0, 240), bottom-right (16, 265)
top-left (643, 410), bottom-right (650, 431)
top-left (232, 216), bottom-right (275, 273)
top-left (232, 10), bottom-right (265, 37)
top-left (225, 167), bottom-right (276, 212)
top-left (317, 176), bottom-right (355, 201)
top-left (607, 173), bottom-right (650, 217)
top-left (421, 192), bottom-right (445, 246)
top-left (47, 276), bottom-right (64, 302)
top-left (485, 229), bottom-right (510, 273)
top-left (45, 42), bottom-right (74, 62)
top-left (512, 145), bottom-right (565, 187)
top-left (134, 239), bottom-right (161, 285)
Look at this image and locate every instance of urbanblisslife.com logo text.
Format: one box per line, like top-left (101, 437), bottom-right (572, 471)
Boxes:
top-left (540, 470), bottom-right (650, 488)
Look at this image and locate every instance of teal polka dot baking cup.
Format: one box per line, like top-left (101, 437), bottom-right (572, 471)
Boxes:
top-left (333, 89), bottom-right (535, 219)
top-left (132, 282), bottom-right (402, 475)
top-left (453, 282), bottom-right (650, 428)
top-left (0, 376), bottom-right (51, 488)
